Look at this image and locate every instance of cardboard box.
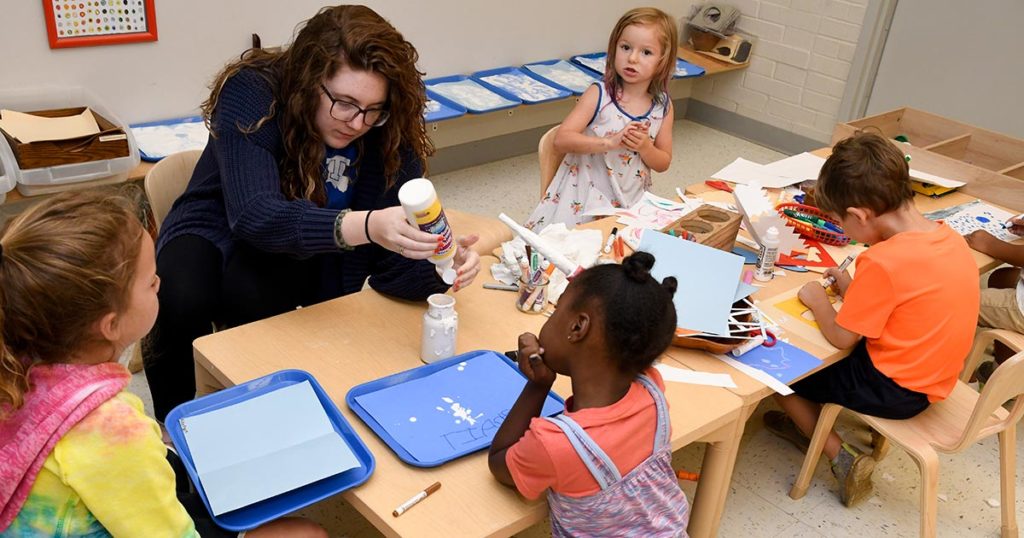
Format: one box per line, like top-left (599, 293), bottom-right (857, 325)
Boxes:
top-left (1, 107), bottom-right (129, 170)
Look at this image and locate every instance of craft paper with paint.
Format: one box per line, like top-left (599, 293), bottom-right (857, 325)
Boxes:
top-left (351, 352), bottom-right (562, 464)
top-left (524, 61), bottom-right (599, 94)
top-left (730, 340), bottom-right (822, 384)
top-left (923, 200), bottom-right (1019, 242)
top-left (430, 79), bottom-right (518, 112)
top-left (480, 72), bottom-right (564, 102)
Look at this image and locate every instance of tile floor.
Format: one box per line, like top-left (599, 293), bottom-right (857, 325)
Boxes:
top-left (130, 119), bottom-right (1021, 537)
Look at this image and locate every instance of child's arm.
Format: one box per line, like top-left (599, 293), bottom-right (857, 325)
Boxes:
top-left (488, 333), bottom-right (556, 487)
top-left (553, 85), bottom-right (626, 155)
top-left (59, 395), bottom-right (198, 537)
top-left (798, 282), bottom-right (862, 349)
top-left (622, 101), bottom-right (674, 172)
top-left (966, 230), bottom-right (1024, 266)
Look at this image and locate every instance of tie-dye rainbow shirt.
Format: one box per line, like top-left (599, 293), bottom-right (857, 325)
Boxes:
top-left (4, 391), bottom-right (197, 537)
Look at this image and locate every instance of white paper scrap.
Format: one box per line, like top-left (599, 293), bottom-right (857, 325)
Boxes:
top-left (655, 363), bottom-right (737, 388)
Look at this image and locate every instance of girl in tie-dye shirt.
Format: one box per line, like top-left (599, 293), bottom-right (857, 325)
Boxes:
top-left (0, 191), bottom-right (325, 538)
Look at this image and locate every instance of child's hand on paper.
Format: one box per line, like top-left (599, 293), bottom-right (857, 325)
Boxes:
top-left (965, 229), bottom-right (1004, 255)
top-left (517, 333), bottom-right (555, 386)
top-left (622, 121), bottom-right (652, 152)
top-left (822, 266), bottom-right (852, 297)
top-left (798, 281), bottom-right (831, 311)
top-left (1007, 217), bottom-right (1024, 236)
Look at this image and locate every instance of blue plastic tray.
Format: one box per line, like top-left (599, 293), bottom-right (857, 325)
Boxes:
top-left (523, 59), bottom-right (600, 96)
top-left (423, 92), bottom-right (467, 123)
top-left (471, 66), bottom-right (572, 105)
top-left (129, 115), bottom-right (208, 162)
top-left (166, 369), bottom-right (374, 531)
top-left (570, 52), bottom-right (608, 76)
top-left (673, 58), bottom-right (706, 79)
top-left (425, 75), bottom-right (520, 114)
top-left (571, 52), bottom-right (707, 79)
top-left (346, 350), bottom-right (564, 467)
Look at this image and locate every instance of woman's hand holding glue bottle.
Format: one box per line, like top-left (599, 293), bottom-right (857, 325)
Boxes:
top-left (398, 178), bottom-right (480, 291)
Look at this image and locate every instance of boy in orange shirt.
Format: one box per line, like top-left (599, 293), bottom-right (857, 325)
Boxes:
top-left (764, 132), bottom-right (980, 507)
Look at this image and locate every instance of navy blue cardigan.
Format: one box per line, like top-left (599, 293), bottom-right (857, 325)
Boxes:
top-left (157, 69), bottom-right (447, 301)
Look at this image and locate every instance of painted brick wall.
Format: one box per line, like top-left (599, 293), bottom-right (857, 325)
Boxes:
top-left (685, 0), bottom-right (869, 143)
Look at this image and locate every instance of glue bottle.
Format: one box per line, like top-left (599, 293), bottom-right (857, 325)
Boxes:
top-left (754, 226), bottom-right (779, 282)
top-left (398, 178), bottom-right (458, 285)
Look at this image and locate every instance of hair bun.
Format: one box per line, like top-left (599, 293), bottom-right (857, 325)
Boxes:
top-left (661, 276), bottom-right (677, 296)
top-left (621, 251), bottom-right (655, 283)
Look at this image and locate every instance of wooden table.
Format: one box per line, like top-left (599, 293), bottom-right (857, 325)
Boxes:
top-left (193, 258), bottom-right (743, 538)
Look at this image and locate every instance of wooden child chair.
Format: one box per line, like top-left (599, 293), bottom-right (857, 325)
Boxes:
top-left (789, 328), bottom-right (1024, 538)
top-left (538, 125), bottom-right (564, 199)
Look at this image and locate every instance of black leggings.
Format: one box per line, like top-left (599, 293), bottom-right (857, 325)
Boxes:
top-left (143, 235), bottom-right (333, 421)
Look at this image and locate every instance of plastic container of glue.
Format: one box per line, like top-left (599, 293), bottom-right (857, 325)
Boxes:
top-left (398, 178), bottom-right (458, 285)
top-left (754, 226), bottom-right (780, 282)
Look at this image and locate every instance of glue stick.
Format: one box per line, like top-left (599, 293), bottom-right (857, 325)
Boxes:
top-left (730, 336), bottom-right (766, 357)
top-left (398, 178), bottom-right (457, 285)
top-left (754, 227), bottom-right (779, 282)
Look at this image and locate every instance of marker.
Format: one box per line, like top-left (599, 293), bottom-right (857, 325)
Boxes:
top-left (822, 255), bottom-right (854, 288)
top-left (1002, 214), bottom-right (1024, 229)
top-left (393, 482), bottom-right (441, 517)
top-left (484, 283), bottom-right (518, 291)
top-left (603, 227), bottom-right (619, 254)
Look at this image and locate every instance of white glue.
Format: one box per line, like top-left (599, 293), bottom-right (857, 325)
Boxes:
top-left (754, 226), bottom-right (780, 282)
top-left (398, 178), bottom-right (458, 285)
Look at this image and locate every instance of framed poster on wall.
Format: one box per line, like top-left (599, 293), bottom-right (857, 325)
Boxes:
top-left (43, 0), bottom-right (157, 49)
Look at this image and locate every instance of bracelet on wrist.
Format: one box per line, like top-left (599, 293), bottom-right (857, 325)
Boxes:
top-left (333, 209), bottom-right (355, 251)
top-left (364, 209), bottom-right (378, 247)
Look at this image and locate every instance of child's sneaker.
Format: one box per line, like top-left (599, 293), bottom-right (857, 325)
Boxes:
top-left (763, 410), bottom-right (810, 453)
top-left (831, 442), bottom-right (876, 507)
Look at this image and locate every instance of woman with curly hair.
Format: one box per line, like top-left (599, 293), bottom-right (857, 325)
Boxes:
top-left (145, 5), bottom-right (480, 422)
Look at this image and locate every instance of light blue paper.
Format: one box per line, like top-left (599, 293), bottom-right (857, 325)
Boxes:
top-left (732, 341), bottom-right (822, 384)
top-left (354, 353), bottom-right (562, 463)
top-left (639, 230), bottom-right (744, 336)
top-left (182, 381), bottom-right (359, 515)
top-left (733, 281), bottom-right (759, 302)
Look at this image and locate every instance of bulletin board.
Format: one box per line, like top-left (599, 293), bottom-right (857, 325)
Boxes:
top-left (43, 0), bottom-right (158, 49)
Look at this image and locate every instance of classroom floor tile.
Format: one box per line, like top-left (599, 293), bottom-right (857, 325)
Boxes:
top-left (130, 120), bottom-right (1024, 536)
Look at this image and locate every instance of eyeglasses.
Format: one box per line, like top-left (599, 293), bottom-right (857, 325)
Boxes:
top-left (320, 84), bottom-right (390, 127)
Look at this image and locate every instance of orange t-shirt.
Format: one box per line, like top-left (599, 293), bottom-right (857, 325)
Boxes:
top-left (835, 222), bottom-right (979, 402)
top-left (505, 367), bottom-right (667, 500)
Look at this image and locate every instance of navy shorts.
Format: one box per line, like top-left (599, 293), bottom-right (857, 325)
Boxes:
top-left (790, 340), bottom-right (930, 419)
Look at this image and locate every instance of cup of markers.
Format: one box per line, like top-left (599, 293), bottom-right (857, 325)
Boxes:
top-left (516, 274), bottom-right (549, 314)
top-left (775, 202), bottom-right (850, 247)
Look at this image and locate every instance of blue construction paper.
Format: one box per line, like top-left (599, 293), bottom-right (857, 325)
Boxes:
top-left (639, 230), bottom-right (745, 336)
top-left (732, 341), bottom-right (822, 384)
top-left (182, 381), bottom-right (360, 515)
top-left (353, 352), bottom-right (562, 463)
top-left (731, 246), bottom-right (759, 264)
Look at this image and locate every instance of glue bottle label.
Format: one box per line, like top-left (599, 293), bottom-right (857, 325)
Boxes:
top-left (411, 198), bottom-right (455, 263)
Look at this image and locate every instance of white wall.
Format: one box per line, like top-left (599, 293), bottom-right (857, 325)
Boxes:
top-left (866, 0), bottom-right (1024, 139)
top-left (0, 1), bottom-right (682, 123)
top-left (686, 0), bottom-right (869, 143)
